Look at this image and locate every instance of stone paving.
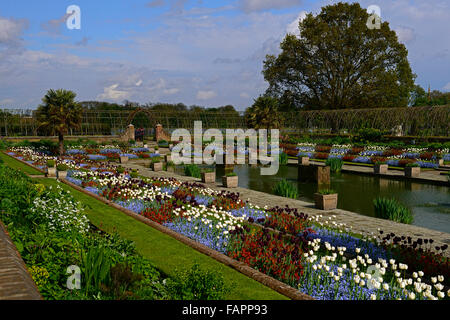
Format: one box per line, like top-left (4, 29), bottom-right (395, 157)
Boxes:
top-left (123, 161), bottom-right (450, 258)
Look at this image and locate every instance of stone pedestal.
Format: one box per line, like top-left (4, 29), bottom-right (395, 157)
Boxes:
top-left (222, 176), bottom-right (238, 188)
top-left (120, 156), bottom-right (129, 164)
top-left (314, 193), bottom-right (338, 210)
top-left (165, 154), bottom-right (172, 163)
top-left (298, 165), bottom-right (330, 184)
top-left (152, 162), bottom-right (163, 172)
top-left (405, 167), bottom-right (420, 178)
top-left (298, 157), bottom-right (310, 166)
top-left (47, 167), bottom-right (56, 177)
top-left (201, 172), bottom-right (216, 184)
top-left (374, 164), bottom-right (388, 174)
top-left (57, 171), bottom-right (67, 180)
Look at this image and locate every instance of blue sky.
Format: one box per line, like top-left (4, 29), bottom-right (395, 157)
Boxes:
top-left (0, 0), bottom-right (449, 110)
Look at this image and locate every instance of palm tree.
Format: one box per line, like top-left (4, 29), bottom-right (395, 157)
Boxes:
top-left (245, 96), bottom-right (284, 130)
top-left (36, 89), bottom-right (82, 155)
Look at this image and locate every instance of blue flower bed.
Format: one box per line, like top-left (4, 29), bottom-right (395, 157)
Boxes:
top-left (297, 152), bottom-right (314, 158)
top-left (360, 150), bottom-right (383, 156)
top-left (88, 154), bottom-right (107, 161)
top-left (299, 263), bottom-right (406, 300)
top-left (114, 199), bottom-right (147, 214)
top-left (7, 152), bottom-right (15, 156)
top-left (416, 161), bottom-right (438, 169)
top-left (386, 159), bottom-right (399, 166)
top-left (84, 186), bottom-right (100, 195)
top-left (230, 206), bottom-right (267, 221)
top-left (443, 154), bottom-right (450, 161)
top-left (163, 217), bottom-right (229, 254)
top-left (305, 227), bottom-right (391, 261)
top-left (130, 147), bottom-right (149, 153)
top-left (100, 148), bottom-right (121, 154)
top-left (120, 153), bottom-right (139, 159)
top-left (66, 149), bottom-right (86, 155)
top-left (352, 156), bottom-right (371, 164)
top-left (402, 152), bottom-right (420, 159)
top-left (65, 176), bottom-right (82, 186)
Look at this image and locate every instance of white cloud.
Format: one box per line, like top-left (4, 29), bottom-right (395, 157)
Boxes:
top-left (196, 90), bottom-right (217, 100)
top-left (240, 0), bottom-right (303, 13)
top-left (163, 88), bottom-right (179, 95)
top-left (395, 26), bottom-right (416, 44)
top-left (135, 79), bottom-right (143, 86)
top-left (240, 92), bottom-right (250, 98)
top-left (0, 98), bottom-right (14, 105)
top-left (443, 82), bottom-right (450, 91)
top-left (97, 84), bottom-right (129, 101)
top-left (286, 11), bottom-right (306, 35)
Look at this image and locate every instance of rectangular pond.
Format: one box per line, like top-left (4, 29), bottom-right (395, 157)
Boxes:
top-left (213, 164), bottom-right (450, 234)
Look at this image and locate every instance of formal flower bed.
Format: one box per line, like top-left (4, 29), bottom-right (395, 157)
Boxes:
top-left (65, 166), bottom-right (450, 300)
top-left (291, 143), bottom-right (449, 169)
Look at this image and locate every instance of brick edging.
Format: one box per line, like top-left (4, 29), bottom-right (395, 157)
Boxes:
top-left (61, 178), bottom-right (314, 300)
top-left (0, 220), bottom-right (42, 300)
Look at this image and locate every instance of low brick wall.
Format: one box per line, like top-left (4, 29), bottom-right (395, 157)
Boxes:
top-left (61, 178), bottom-right (314, 300)
top-left (0, 221), bottom-right (42, 300)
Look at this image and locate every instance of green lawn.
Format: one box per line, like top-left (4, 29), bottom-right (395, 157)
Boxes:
top-left (34, 177), bottom-right (288, 300)
top-left (0, 151), bottom-right (44, 175)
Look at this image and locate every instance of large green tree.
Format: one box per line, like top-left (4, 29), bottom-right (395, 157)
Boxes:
top-left (36, 89), bottom-right (82, 155)
top-left (263, 2), bottom-right (415, 110)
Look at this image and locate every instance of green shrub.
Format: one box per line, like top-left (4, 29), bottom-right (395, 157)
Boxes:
top-left (318, 189), bottom-right (336, 195)
top-left (151, 156), bottom-right (161, 163)
top-left (184, 164), bottom-right (201, 178)
top-left (373, 197), bottom-right (413, 224)
top-left (56, 163), bottom-right (69, 171)
top-left (117, 166), bottom-right (125, 174)
top-left (405, 162), bottom-right (420, 167)
top-left (325, 158), bottom-right (343, 173)
top-left (46, 160), bottom-right (55, 168)
top-left (225, 172), bottom-right (237, 177)
top-left (272, 179), bottom-right (298, 199)
top-left (353, 128), bottom-right (387, 143)
top-left (130, 169), bottom-right (139, 179)
top-left (81, 246), bottom-right (112, 295)
top-left (158, 140), bottom-right (169, 148)
top-left (279, 152), bottom-right (288, 165)
top-left (166, 263), bottom-right (229, 300)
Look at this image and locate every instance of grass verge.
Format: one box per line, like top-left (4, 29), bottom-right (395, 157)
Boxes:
top-left (0, 152), bottom-right (44, 175)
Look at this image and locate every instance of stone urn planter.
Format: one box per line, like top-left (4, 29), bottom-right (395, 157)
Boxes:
top-left (201, 171), bottom-right (216, 184)
top-left (314, 192), bottom-right (338, 210)
top-left (298, 156), bottom-right (310, 166)
top-left (404, 166), bottom-right (420, 178)
top-left (57, 170), bottom-right (67, 180)
top-left (47, 167), bottom-right (57, 177)
top-left (152, 162), bottom-right (163, 172)
top-left (374, 164), bottom-right (388, 174)
top-left (119, 156), bottom-right (129, 164)
top-left (222, 175), bottom-right (238, 188)
top-left (437, 159), bottom-right (444, 166)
